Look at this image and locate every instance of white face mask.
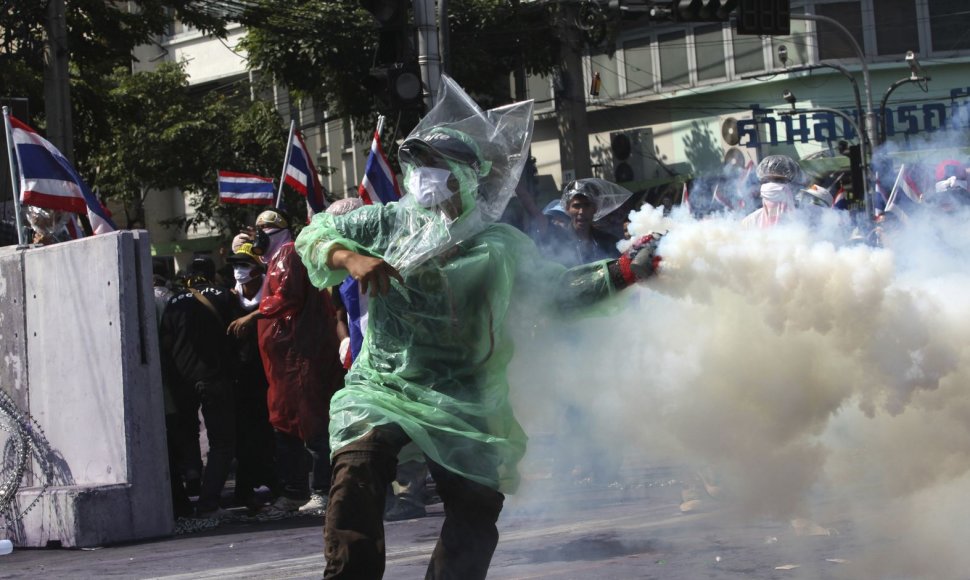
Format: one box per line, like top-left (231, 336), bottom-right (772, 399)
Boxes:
top-left (233, 264), bottom-right (257, 284)
top-left (406, 167), bottom-right (457, 208)
top-left (759, 181), bottom-right (794, 203)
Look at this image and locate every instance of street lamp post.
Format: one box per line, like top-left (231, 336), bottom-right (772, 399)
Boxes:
top-left (879, 51), bottom-right (931, 143)
top-left (791, 13), bottom-right (877, 219)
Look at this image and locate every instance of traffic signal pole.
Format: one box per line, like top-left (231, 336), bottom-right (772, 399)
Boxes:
top-left (791, 13), bottom-right (877, 219)
top-left (414, 0), bottom-right (442, 108)
top-left (555, 2), bottom-right (593, 183)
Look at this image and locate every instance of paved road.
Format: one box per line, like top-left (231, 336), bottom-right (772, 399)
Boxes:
top-left (1, 463), bottom-right (860, 579)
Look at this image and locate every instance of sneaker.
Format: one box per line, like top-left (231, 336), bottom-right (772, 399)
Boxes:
top-left (255, 496), bottom-right (305, 521)
top-left (298, 493), bottom-right (328, 514)
top-left (384, 499), bottom-right (427, 522)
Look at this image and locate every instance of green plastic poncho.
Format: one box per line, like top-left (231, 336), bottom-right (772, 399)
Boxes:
top-left (295, 75), bottom-right (621, 493)
top-left (296, 205), bottom-right (617, 493)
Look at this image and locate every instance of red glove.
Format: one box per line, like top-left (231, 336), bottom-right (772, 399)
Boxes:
top-left (617, 233), bottom-right (663, 284)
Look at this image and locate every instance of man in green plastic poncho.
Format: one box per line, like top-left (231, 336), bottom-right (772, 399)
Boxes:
top-left (295, 76), bottom-right (663, 580)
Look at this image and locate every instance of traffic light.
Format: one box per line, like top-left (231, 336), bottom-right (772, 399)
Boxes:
top-left (359, 0), bottom-right (423, 110)
top-left (673, 0), bottom-right (738, 22)
top-left (736, 0), bottom-right (790, 35)
top-left (360, 0), bottom-right (411, 64)
top-left (364, 62), bottom-right (424, 110)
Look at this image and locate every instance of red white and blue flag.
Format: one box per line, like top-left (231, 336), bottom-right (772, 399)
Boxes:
top-left (712, 182), bottom-right (731, 209)
top-left (873, 172), bottom-right (889, 214)
top-left (9, 116), bottom-right (116, 232)
top-left (680, 181), bottom-right (691, 214)
top-left (284, 130), bottom-right (327, 216)
top-left (358, 130), bottom-right (401, 205)
top-left (831, 183), bottom-right (847, 209)
top-left (885, 164), bottom-right (923, 213)
top-left (218, 170), bottom-right (275, 205)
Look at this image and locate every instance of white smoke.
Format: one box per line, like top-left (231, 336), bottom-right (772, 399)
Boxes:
top-left (509, 198), bottom-right (970, 575)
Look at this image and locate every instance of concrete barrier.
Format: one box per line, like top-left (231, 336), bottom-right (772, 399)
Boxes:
top-left (0, 231), bottom-right (173, 547)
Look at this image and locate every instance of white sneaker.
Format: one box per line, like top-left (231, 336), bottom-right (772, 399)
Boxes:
top-left (298, 493), bottom-right (328, 514)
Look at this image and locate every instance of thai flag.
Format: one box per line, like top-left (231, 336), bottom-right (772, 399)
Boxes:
top-left (284, 130), bottom-right (327, 215)
top-left (712, 182), bottom-right (731, 209)
top-left (899, 165), bottom-right (924, 203)
top-left (680, 181), bottom-right (691, 214)
top-left (735, 160), bottom-right (756, 209)
top-left (357, 130), bottom-right (401, 205)
top-left (885, 164), bottom-right (923, 213)
top-left (831, 183), bottom-right (848, 209)
top-left (218, 170), bottom-right (275, 205)
top-left (9, 116), bottom-right (116, 232)
top-left (873, 172), bottom-right (889, 215)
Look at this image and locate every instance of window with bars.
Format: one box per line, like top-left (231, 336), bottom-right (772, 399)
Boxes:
top-left (623, 36), bottom-right (655, 94)
top-left (928, 0), bottom-right (970, 52)
top-left (659, 31), bottom-right (689, 90)
top-left (815, 2), bottom-right (865, 60)
top-left (874, 0), bottom-right (920, 55)
top-left (695, 24), bottom-right (728, 82)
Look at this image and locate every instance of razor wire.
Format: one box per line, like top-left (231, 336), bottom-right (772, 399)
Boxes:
top-left (0, 387), bottom-right (52, 528)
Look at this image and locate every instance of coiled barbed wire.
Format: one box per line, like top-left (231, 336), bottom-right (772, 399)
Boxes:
top-left (0, 388), bottom-right (53, 527)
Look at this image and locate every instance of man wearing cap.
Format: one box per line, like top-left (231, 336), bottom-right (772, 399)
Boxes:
top-left (296, 76), bottom-right (662, 579)
top-left (228, 209), bottom-right (344, 517)
top-left (225, 243), bottom-right (275, 510)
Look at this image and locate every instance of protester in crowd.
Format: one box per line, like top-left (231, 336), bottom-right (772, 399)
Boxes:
top-left (324, 197), bottom-right (432, 522)
top-left (539, 178), bottom-right (632, 267)
top-left (225, 243), bottom-right (276, 511)
top-left (541, 198), bottom-right (571, 231)
top-left (227, 209), bottom-right (344, 518)
top-left (741, 155), bottom-right (802, 228)
top-left (158, 256), bottom-right (236, 518)
top-left (295, 76), bottom-right (663, 579)
top-left (928, 159), bottom-right (970, 211)
top-left (152, 260), bottom-right (194, 519)
top-left (25, 206), bottom-right (73, 245)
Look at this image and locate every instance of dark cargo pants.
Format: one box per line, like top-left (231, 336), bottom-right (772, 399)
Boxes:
top-left (323, 425), bottom-right (505, 580)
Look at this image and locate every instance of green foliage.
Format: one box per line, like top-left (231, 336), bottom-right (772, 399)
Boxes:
top-left (88, 62), bottom-right (288, 236)
top-left (239, 0), bottom-right (559, 133)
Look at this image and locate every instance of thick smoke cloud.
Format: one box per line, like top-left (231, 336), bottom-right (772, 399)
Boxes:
top-left (508, 195), bottom-right (970, 575)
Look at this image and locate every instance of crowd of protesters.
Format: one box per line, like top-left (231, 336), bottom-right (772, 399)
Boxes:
top-left (149, 78), bottom-right (968, 580)
top-left (151, 150), bottom-right (970, 526)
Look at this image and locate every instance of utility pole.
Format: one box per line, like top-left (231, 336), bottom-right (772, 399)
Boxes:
top-left (414, 0), bottom-right (442, 108)
top-left (44, 0), bottom-right (74, 164)
top-left (555, 2), bottom-right (592, 183)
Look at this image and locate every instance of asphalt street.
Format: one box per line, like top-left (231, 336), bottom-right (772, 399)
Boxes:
top-left (1, 460), bottom-right (865, 580)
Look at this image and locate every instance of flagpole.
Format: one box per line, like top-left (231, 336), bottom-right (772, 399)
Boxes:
top-left (375, 114), bottom-right (386, 139)
top-left (885, 164), bottom-right (905, 212)
top-left (276, 119), bottom-right (296, 209)
top-left (2, 106), bottom-right (25, 246)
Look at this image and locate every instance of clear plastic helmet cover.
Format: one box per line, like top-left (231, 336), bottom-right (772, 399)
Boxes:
top-left (797, 184), bottom-right (834, 208)
top-left (25, 205), bottom-right (70, 237)
top-left (388, 74), bottom-right (534, 274)
top-left (560, 178), bottom-right (634, 222)
top-left (756, 155), bottom-right (801, 184)
top-left (542, 198), bottom-right (568, 217)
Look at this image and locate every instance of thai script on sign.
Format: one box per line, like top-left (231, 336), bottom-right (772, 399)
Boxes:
top-left (737, 87), bottom-right (970, 148)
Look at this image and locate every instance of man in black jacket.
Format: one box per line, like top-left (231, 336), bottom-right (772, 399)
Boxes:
top-left (159, 257), bottom-right (237, 518)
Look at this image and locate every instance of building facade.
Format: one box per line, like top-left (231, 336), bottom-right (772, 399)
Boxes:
top-left (526, 0), bottom-right (970, 210)
top-left (135, 0), bottom-right (970, 262)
